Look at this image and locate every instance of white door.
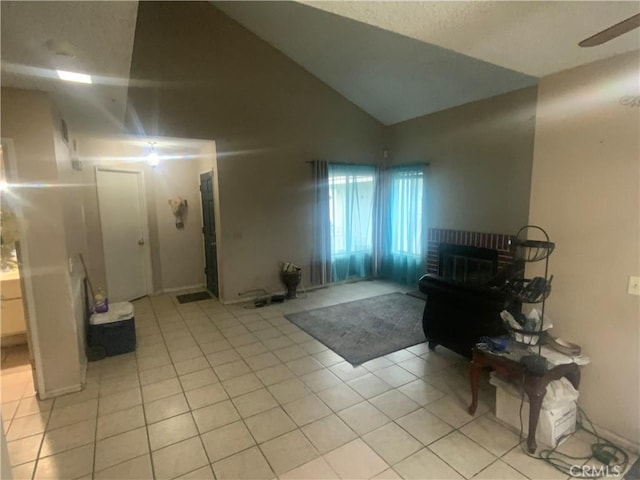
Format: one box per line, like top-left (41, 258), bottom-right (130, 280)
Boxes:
top-left (96, 168), bottom-right (152, 301)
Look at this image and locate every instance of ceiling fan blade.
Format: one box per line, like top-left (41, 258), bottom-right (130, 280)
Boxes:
top-left (579, 13), bottom-right (640, 47)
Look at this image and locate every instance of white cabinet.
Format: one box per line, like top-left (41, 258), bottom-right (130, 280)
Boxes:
top-left (1, 270), bottom-right (26, 337)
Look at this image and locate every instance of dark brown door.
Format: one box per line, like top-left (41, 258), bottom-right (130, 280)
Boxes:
top-left (200, 172), bottom-right (218, 297)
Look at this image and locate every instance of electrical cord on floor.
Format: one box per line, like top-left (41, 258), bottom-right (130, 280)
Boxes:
top-left (296, 276), bottom-right (309, 299)
top-left (239, 279), bottom-right (309, 309)
top-left (516, 378), bottom-right (629, 478)
top-left (238, 288), bottom-right (273, 309)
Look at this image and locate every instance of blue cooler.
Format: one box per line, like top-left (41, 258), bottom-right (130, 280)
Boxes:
top-left (88, 302), bottom-right (136, 356)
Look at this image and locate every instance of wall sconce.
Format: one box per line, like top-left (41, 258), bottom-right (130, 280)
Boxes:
top-left (147, 142), bottom-right (159, 167)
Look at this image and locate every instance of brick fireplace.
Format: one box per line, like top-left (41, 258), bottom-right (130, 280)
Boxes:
top-left (426, 228), bottom-right (516, 277)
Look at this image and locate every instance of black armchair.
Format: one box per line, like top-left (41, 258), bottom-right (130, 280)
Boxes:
top-left (418, 274), bottom-right (512, 358)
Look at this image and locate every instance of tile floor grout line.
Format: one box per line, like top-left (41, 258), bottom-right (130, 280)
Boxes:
top-left (178, 300), bottom-right (224, 478)
top-left (91, 366), bottom-right (145, 476)
top-left (9, 281), bottom-right (548, 480)
top-left (501, 442), bottom-right (537, 480)
top-left (189, 298), bottom-right (288, 477)
top-left (90, 369), bottom-right (101, 480)
top-left (29, 385), bottom-right (57, 480)
top-left (189, 296), bottom-right (326, 478)
top-left (141, 298), bottom-right (180, 480)
top-left (230, 303), bottom-right (393, 476)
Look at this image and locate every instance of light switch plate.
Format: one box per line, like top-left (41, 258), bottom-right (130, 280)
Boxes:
top-left (628, 276), bottom-right (640, 296)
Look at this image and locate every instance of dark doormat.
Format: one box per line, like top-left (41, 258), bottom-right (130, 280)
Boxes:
top-left (176, 291), bottom-right (212, 304)
top-left (285, 292), bottom-right (426, 365)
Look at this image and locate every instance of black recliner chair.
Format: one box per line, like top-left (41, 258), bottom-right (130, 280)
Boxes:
top-left (418, 274), bottom-right (515, 358)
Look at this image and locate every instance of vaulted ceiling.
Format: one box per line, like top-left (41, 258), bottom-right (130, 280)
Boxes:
top-left (2, 1), bottom-right (638, 132)
top-left (217, 1), bottom-right (640, 124)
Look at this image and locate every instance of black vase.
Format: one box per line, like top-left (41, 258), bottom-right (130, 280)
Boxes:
top-left (282, 271), bottom-right (301, 299)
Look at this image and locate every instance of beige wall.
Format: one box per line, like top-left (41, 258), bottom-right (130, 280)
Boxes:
top-left (386, 87), bottom-right (537, 235)
top-left (528, 52), bottom-right (640, 446)
top-left (126, 2), bottom-right (386, 301)
top-left (152, 148), bottom-right (213, 291)
top-left (51, 108), bottom-right (88, 380)
top-left (1, 88), bottom-right (85, 397)
top-left (75, 137), bottom-right (147, 293)
top-left (76, 135), bottom-right (215, 295)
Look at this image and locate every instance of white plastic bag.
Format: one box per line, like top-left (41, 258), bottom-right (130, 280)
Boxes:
top-left (489, 372), bottom-right (578, 410)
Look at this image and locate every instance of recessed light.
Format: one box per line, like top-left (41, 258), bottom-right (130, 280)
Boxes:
top-left (56, 70), bottom-right (92, 84)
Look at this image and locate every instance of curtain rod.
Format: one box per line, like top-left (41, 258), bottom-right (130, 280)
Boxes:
top-left (305, 160), bottom-right (371, 166)
top-left (387, 162), bottom-right (431, 168)
top-left (306, 160), bottom-right (430, 168)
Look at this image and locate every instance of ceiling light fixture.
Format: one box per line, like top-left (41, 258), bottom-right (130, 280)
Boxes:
top-left (147, 142), bottom-right (159, 167)
top-left (56, 70), bottom-right (92, 84)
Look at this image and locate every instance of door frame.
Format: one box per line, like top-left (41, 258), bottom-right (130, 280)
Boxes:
top-left (199, 170), bottom-right (219, 297)
top-left (199, 165), bottom-right (225, 302)
top-left (95, 167), bottom-right (154, 299)
top-left (1, 137), bottom-right (45, 397)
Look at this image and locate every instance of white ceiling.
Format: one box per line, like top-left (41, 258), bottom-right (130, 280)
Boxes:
top-left (216, 1), bottom-right (537, 125)
top-left (1, 1), bottom-right (638, 131)
top-left (301, 1), bottom-right (640, 78)
top-left (216, 1), bottom-right (640, 125)
top-left (1, 1), bottom-right (138, 134)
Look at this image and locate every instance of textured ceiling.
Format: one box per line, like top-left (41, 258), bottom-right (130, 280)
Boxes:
top-left (215, 1), bottom-right (538, 125)
top-left (2, 1), bottom-right (638, 132)
top-left (217, 1), bottom-right (640, 124)
top-left (301, 1), bottom-right (640, 78)
top-left (1, 1), bottom-right (138, 134)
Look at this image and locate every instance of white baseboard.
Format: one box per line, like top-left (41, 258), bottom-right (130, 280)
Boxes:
top-left (161, 284), bottom-right (206, 294)
top-left (223, 288), bottom-right (288, 306)
top-left (592, 423), bottom-right (640, 456)
top-left (221, 280), bottom-right (354, 305)
top-left (80, 358), bottom-right (87, 386)
top-left (39, 382), bottom-right (83, 400)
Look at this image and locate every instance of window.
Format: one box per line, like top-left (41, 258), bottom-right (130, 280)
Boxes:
top-left (328, 163), bottom-right (375, 281)
top-left (313, 162), bottom-right (426, 285)
top-left (382, 165), bottom-right (426, 284)
top-left (389, 167), bottom-right (424, 256)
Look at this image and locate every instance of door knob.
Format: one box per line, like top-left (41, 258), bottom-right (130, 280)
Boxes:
top-left (138, 239), bottom-right (145, 245)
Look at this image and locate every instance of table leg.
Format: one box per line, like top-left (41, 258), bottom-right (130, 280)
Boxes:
top-left (523, 378), bottom-right (545, 453)
top-left (564, 367), bottom-right (581, 391)
top-left (468, 360), bottom-right (480, 415)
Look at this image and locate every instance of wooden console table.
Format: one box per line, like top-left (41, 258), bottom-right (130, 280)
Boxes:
top-left (468, 346), bottom-right (580, 453)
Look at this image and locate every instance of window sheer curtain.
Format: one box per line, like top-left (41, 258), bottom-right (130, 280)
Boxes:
top-left (312, 162), bottom-right (425, 286)
top-left (328, 163), bottom-right (375, 282)
top-left (380, 165), bottom-right (427, 285)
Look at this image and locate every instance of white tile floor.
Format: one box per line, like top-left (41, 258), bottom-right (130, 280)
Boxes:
top-left (2, 280), bottom-right (636, 479)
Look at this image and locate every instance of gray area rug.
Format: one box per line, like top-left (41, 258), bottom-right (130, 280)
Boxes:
top-left (285, 292), bottom-right (427, 365)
